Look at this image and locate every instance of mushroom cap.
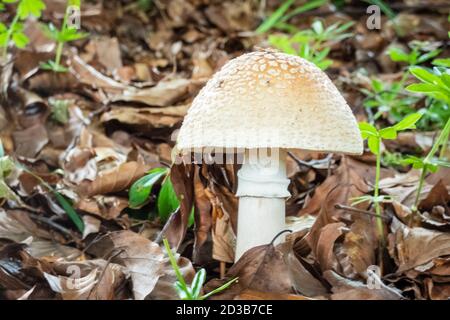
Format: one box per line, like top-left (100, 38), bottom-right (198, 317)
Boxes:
top-left (177, 50), bottom-right (363, 155)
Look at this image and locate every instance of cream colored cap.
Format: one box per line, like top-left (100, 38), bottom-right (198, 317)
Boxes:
top-left (177, 50), bottom-right (363, 154)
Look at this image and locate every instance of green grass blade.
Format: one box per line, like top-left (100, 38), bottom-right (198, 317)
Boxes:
top-left (54, 191), bottom-right (84, 233)
top-left (256, 0), bottom-right (295, 34)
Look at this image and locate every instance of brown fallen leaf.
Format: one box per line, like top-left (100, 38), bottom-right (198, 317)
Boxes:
top-left (0, 209), bottom-right (80, 258)
top-left (161, 163), bottom-right (195, 250)
top-left (87, 231), bottom-right (165, 300)
top-left (111, 79), bottom-right (191, 107)
top-left (75, 196), bottom-right (128, 220)
top-left (419, 180), bottom-right (450, 212)
top-left (77, 161), bottom-right (151, 197)
top-left (147, 255), bottom-right (195, 300)
top-left (69, 55), bottom-right (130, 92)
top-left (204, 241), bottom-right (314, 299)
top-left (390, 217), bottom-right (450, 273)
top-left (323, 270), bottom-right (403, 300)
top-left (44, 259), bottom-right (126, 300)
top-left (12, 124), bottom-right (49, 159)
top-left (235, 289), bottom-right (314, 300)
top-left (100, 105), bottom-right (188, 134)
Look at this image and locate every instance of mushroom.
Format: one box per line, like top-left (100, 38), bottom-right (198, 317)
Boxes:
top-left (177, 50), bottom-right (363, 261)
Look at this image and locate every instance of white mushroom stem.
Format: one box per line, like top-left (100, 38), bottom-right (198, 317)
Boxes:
top-left (235, 148), bottom-right (290, 261)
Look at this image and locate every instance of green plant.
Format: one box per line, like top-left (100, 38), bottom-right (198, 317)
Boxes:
top-left (407, 66), bottom-right (450, 158)
top-left (269, 20), bottom-right (353, 70)
top-left (256, 0), bottom-right (326, 34)
top-left (403, 66), bottom-right (450, 210)
top-left (40, 0), bottom-right (88, 72)
top-left (0, 0), bottom-right (46, 60)
top-left (129, 167), bottom-right (194, 225)
top-left (49, 98), bottom-right (70, 124)
top-left (356, 113), bottom-right (422, 243)
top-left (361, 78), bottom-right (419, 123)
top-left (163, 238), bottom-right (238, 300)
top-left (0, 139), bottom-right (84, 232)
top-left (362, 42), bottom-right (445, 129)
top-left (364, 0), bottom-right (395, 19)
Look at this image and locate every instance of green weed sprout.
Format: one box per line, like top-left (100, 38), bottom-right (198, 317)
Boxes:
top-left (129, 167), bottom-right (194, 226)
top-left (163, 238), bottom-right (238, 300)
top-left (404, 66), bottom-right (450, 210)
top-left (256, 0), bottom-right (326, 34)
top-left (0, 139), bottom-right (83, 232)
top-left (0, 0), bottom-right (46, 60)
top-left (357, 113), bottom-right (422, 242)
top-left (41, 0), bottom-right (88, 72)
top-left (269, 20), bottom-right (353, 70)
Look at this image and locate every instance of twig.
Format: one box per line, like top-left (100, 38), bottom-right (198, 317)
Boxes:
top-left (28, 212), bottom-right (76, 238)
top-left (335, 204), bottom-right (390, 221)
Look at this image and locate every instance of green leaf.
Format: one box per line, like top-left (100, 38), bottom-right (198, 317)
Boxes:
top-left (279, 0), bottom-right (326, 24)
top-left (379, 127), bottom-right (397, 140)
top-left (429, 158), bottom-right (450, 168)
top-left (0, 180), bottom-right (19, 201)
top-left (406, 83), bottom-right (441, 93)
top-left (393, 113), bottom-right (422, 131)
top-left (0, 156), bottom-right (15, 179)
top-left (256, 0), bottom-right (295, 33)
top-left (432, 58), bottom-right (450, 68)
top-left (163, 239), bottom-right (191, 299)
top-left (0, 139), bottom-right (4, 157)
top-left (39, 60), bottom-right (68, 73)
top-left (157, 176), bottom-right (180, 222)
top-left (358, 122), bottom-right (378, 139)
top-left (191, 268), bottom-right (206, 299)
top-left (17, 0), bottom-right (46, 19)
top-left (174, 282), bottom-right (190, 300)
top-left (417, 49), bottom-right (441, 64)
top-left (367, 136), bottom-right (380, 155)
top-left (200, 277), bottom-right (239, 300)
top-left (12, 31), bottom-right (28, 48)
top-left (129, 167), bottom-right (167, 208)
top-left (58, 28), bottom-right (88, 42)
top-left (54, 192), bottom-right (84, 233)
top-left (387, 47), bottom-right (409, 63)
top-left (401, 156), bottom-right (425, 169)
top-left (409, 67), bottom-right (442, 85)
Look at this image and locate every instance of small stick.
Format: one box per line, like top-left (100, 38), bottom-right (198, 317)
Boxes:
top-left (335, 204), bottom-right (390, 221)
top-left (28, 212), bottom-right (76, 238)
top-left (220, 261), bottom-right (226, 279)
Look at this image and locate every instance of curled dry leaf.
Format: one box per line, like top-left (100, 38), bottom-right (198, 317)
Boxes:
top-left (323, 270), bottom-right (403, 300)
top-left (111, 79), bottom-right (191, 107)
top-left (77, 161), bottom-right (152, 197)
top-left (390, 218), bottom-right (450, 273)
top-left (147, 255), bottom-right (195, 300)
top-left (44, 259), bottom-right (126, 300)
top-left (161, 163), bottom-right (195, 250)
top-left (0, 209), bottom-right (80, 259)
top-left (87, 231), bottom-right (165, 300)
top-left (75, 196), bottom-right (129, 220)
top-left (204, 241), bottom-right (321, 299)
top-left (12, 124), bottom-right (49, 159)
top-left (100, 105), bottom-right (189, 134)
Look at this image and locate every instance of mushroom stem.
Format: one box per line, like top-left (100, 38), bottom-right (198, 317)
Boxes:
top-left (235, 148), bottom-right (290, 261)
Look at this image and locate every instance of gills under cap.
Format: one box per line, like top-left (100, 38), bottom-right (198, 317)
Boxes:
top-left (177, 50), bottom-right (363, 155)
